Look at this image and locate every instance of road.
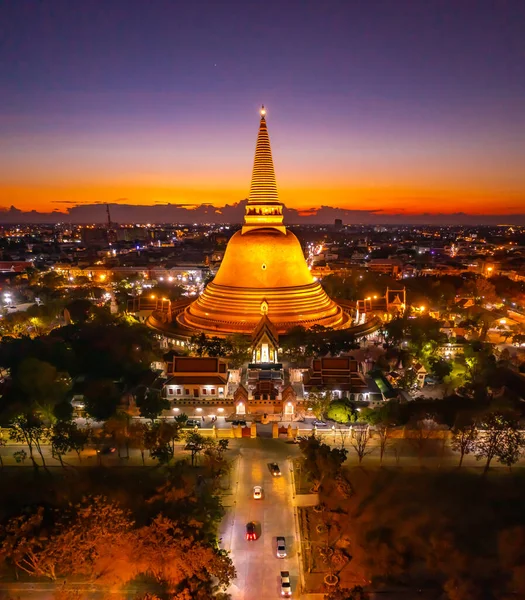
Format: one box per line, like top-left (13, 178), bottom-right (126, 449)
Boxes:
top-left (220, 439), bottom-right (301, 599)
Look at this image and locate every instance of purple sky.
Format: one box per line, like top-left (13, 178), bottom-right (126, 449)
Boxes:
top-left (1, 0), bottom-right (524, 222)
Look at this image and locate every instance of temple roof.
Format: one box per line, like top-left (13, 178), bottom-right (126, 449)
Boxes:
top-left (251, 313), bottom-right (279, 348)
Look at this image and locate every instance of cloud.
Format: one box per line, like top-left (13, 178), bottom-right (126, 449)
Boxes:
top-left (0, 200), bottom-right (524, 225)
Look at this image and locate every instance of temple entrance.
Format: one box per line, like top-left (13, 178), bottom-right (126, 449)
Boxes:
top-left (284, 401), bottom-right (294, 416)
top-left (236, 402), bottom-right (246, 415)
top-left (260, 343), bottom-right (270, 363)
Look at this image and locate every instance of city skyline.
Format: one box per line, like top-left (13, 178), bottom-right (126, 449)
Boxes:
top-left (1, 1), bottom-right (524, 223)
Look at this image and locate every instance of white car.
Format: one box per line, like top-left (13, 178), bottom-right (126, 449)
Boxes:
top-left (253, 485), bottom-right (262, 499)
top-left (280, 571), bottom-right (292, 597)
top-left (276, 536), bottom-right (286, 558)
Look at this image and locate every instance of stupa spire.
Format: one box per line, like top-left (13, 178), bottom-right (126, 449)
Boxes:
top-left (243, 106), bottom-right (286, 234)
top-left (249, 106), bottom-right (279, 204)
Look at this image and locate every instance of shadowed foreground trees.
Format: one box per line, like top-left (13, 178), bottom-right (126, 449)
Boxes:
top-left (0, 494), bottom-right (234, 597)
top-left (325, 468), bottom-right (525, 598)
top-left (325, 586), bottom-right (369, 600)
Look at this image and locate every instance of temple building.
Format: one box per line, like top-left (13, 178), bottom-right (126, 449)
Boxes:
top-left (251, 313), bottom-right (279, 364)
top-left (176, 107), bottom-right (352, 336)
top-left (162, 356), bottom-right (229, 401)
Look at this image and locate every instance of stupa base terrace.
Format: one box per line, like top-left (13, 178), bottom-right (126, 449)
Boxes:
top-left (145, 297), bottom-right (381, 342)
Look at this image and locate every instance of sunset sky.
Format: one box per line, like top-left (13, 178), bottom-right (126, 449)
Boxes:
top-left (1, 0), bottom-right (524, 219)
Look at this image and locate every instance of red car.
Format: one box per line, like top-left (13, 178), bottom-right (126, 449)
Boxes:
top-left (246, 522), bottom-right (256, 541)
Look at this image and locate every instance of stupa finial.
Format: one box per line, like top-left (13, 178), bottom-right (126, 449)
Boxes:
top-left (260, 105), bottom-right (266, 118)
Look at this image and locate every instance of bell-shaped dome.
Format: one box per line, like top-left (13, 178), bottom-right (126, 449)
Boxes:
top-left (213, 228), bottom-right (313, 289)
top-left (179, 108), bottom-right (351, 335)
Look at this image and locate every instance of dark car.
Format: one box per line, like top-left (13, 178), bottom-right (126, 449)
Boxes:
top-left (246, 522), bottom-right (256, 541)
top-left (270, 462), bottom-right (281, 477)
top-left (185, 419), bottom-right (201, 428)
top-left (98, 445), bottom-right (116, 455)
top-left (232, 420), bottom-right (247, 426)
top-left (312, 420), bottom-right (327, 427)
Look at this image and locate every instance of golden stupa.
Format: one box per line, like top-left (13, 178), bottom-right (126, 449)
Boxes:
top-left (179, 107), bottom-right (351, 335)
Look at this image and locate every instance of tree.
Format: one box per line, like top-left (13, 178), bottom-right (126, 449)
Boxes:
top-left (376, 423), bottom-right (392, 465)
top-left (327, 400), bottom-right (355, 424)
top-left (13, 357), bottom-right (70, 419)
top-left (161, 417), bottom-right (186, 452)
top-left (384, 316), bottom-right (407, 345)
top-left (350, 427), bottom-right (373, 464)
top-left (428, 356), bottom-right (453, 380)
top-left (0, 494), bottom-right (234, 593)
top-left (451, 417), bottom-right (478, 467)
top-left (9, 414), bottom-right (49, 470)
top-left (298, 436), bottom-right (347, 493)
top-left (129, 421), bottom-right (149, 465)
top-left (135, 387), bottom-right (170, 422)
top-left (0, 434), bottom-right (5, 469)
top-left (104, 414), bottom-right (130, 458)
top-left (405, 417), bottom-right (440, 465)
top-left (83, 379), bottom-right (121, 421)
top-left (474, 412), bottom-right (525, 473)
top-left (203, 438), bottom-right (230, 480)
top-left (185, 431), bottom-right (209, 467)
top-left (41, 271), bottom-right (66, 289)
top-left (55, 496), bottom-right (135, 582)
top-left (462, 341), bottom-right (497, 387)
top-left (398, 367), bottom-right (417, 390)
top-left (306, 389), bottom-right (332, 420)
top-left (145, 423), bottom-right (174, 465)
top-left (65, 299), bottom-right (93, 324)
top-left (133, 514), bottom-right (236, 595)
top-left (360, 403), bottom-right (398, 465)
top-left (189, 333), bottom-right (208, 357)
top-left (0, 507), bottom-right (59, 579)
top-left (225, 334), bottom-right (251, 367)
top-left (50, 421), bottom-right (88, 467)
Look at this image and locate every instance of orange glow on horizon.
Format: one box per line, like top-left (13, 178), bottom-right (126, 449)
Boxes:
top-left (1, 181), bottom-right (523, 216)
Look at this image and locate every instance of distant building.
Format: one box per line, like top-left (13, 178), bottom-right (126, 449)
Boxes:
top-left (367, 258), bottom-right (402, 277)
top-left (412, 362), bottom-right (427, 388)
top-left (81, 227), bottom-right (108, 247)
top-left (0, 261), bottom-right (32, 273)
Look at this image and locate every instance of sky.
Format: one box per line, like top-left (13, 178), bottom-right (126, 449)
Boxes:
top-left (1, 0), bottom-right (524, 223)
